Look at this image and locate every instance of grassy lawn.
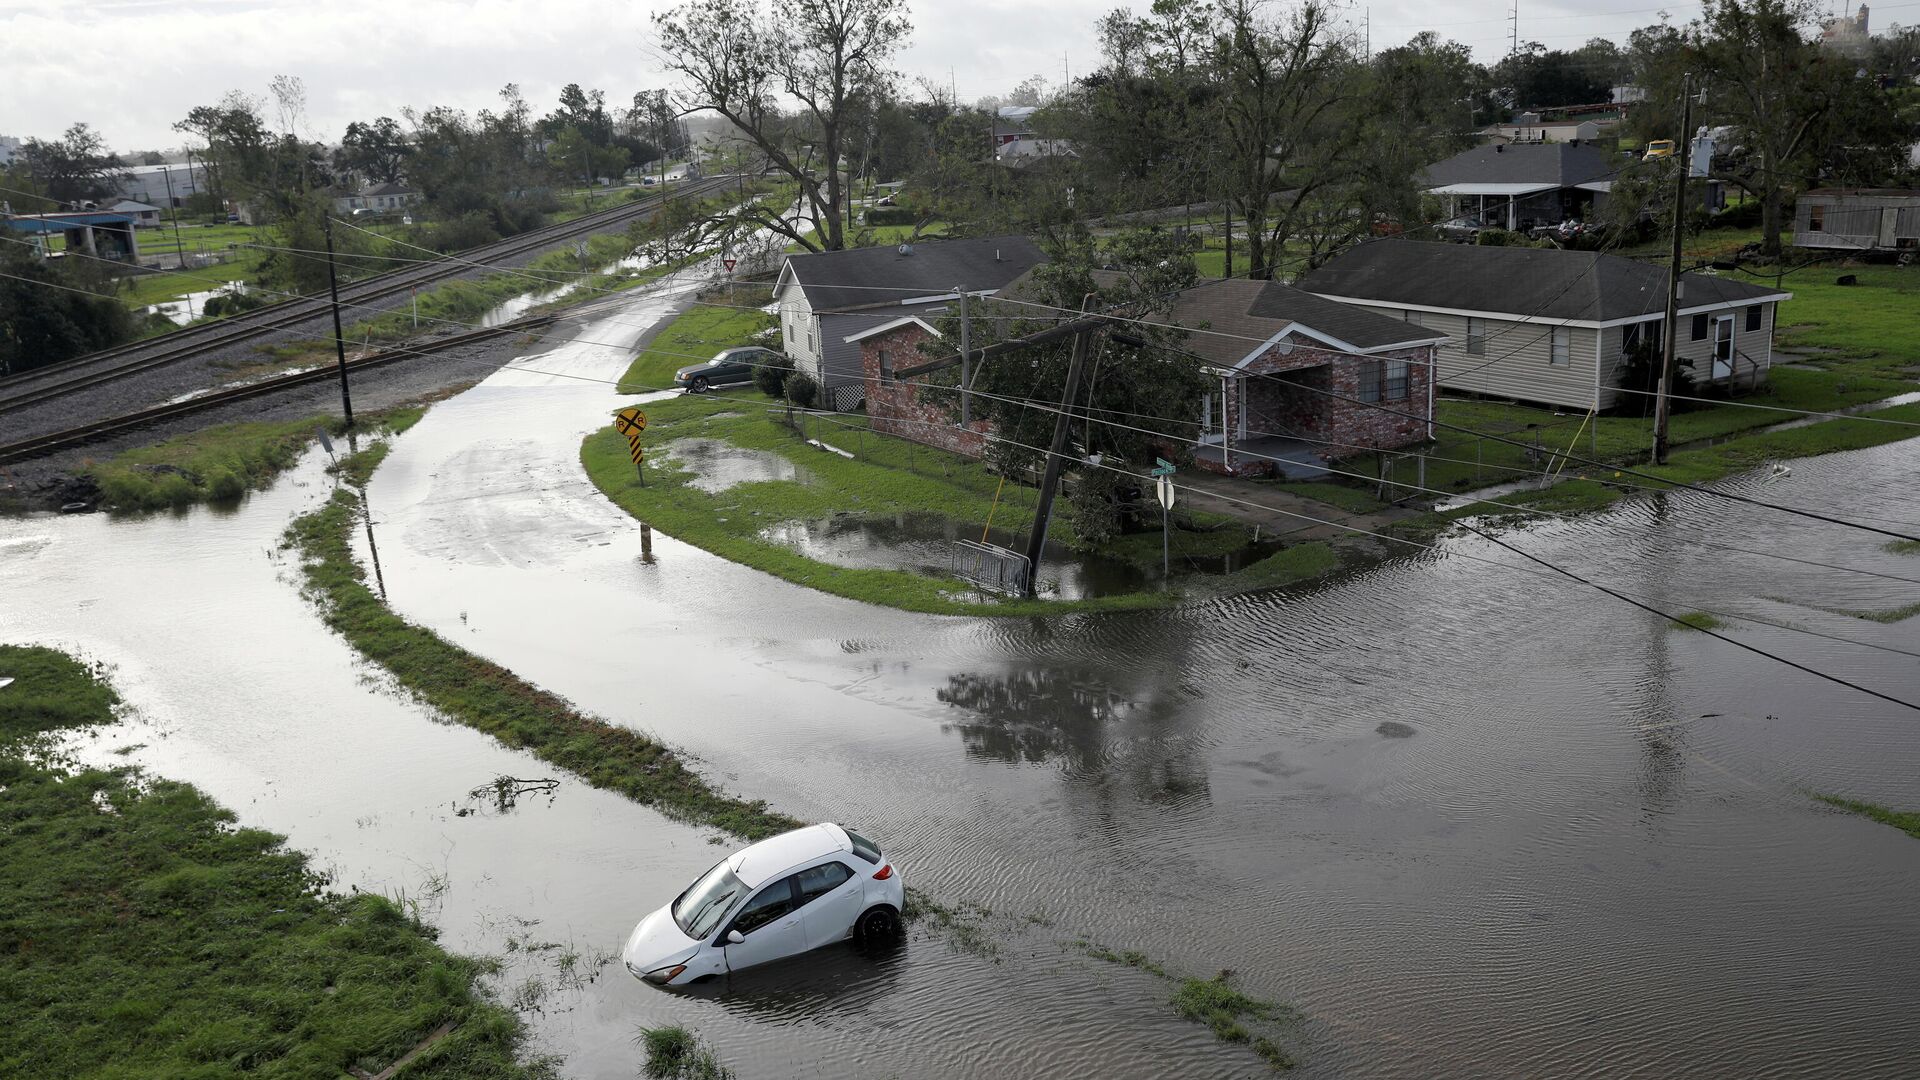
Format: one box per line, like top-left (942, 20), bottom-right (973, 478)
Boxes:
top-left (283, 438), bottom-right (804, 842)
top-left (85, 407), bottom-right (423, 511)
top-left (617, 302), bottom-right (778, 392)
top-left (116, 251), bottom-right (268, 310)
top-left (1771, 266), bottom-right (1920, 375)
top-left (581, 391), bottom-right (1336, 615)
top-left (0, 645), bottom-right (549, 1080)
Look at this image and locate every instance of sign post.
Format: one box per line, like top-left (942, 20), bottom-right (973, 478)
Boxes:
top-left (615, 406), bottom-right (648, 486)
top-left (1151, 458), bottom-right (1177, 579)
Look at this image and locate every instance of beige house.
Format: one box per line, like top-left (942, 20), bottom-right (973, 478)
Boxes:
top-left (1295, 241), bottom-right (1790, 412)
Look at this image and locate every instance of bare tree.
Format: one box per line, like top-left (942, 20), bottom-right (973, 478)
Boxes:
top-left (652, 0), bottom-right (911, 251)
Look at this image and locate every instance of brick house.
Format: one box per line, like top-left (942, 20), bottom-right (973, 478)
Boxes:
top-left (851, 276), bottom-right (1447, 479)
top-left (849, 316), bottom-right (991, 457)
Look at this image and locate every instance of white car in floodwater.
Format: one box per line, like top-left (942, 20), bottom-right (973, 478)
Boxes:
top-left (622, 823), bottom-right (904, 987)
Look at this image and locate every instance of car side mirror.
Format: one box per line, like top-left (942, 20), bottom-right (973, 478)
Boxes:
top-left (726, 930), bottom-right (745, 945)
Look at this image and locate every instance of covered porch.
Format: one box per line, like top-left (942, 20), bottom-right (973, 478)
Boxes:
top-left (1192, 365), bottom-right (1334, 480)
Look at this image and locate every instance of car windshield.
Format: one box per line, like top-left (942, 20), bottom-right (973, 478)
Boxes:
top-left (672, 862), bottom-right (748, 939)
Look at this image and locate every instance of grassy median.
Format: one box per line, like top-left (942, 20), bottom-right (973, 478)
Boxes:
top-left (0, 644), bottom-right (550, 1079)
top-left (283, 440), bottom-right (803, 841)
top-left (581, 391), bottom-right (1339, 616)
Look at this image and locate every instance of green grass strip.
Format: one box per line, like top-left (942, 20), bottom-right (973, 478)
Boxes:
top-left (283, 442), bottom-right (802, 842)
top-left (1815, 795), bottom-right (1920, 841)
top-left (0, 645), bottom-right (551, 1079)
top-left (87, 408), bottom-right (423, 511)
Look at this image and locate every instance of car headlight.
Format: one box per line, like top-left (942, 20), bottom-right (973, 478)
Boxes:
top-left (642, 963), bottom-right (687, 985)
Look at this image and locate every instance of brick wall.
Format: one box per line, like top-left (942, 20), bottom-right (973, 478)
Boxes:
top-left (1229, 342), bottom-right (1434, 460)
top-left (858, 323), bottom-right (990, 459)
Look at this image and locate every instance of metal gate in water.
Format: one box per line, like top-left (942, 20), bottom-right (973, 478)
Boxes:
top-left (952, 539), bottom-right (1030, 595)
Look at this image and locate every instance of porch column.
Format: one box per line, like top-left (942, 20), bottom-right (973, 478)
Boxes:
top-left (1221, 372), bottom-right (1233, 471)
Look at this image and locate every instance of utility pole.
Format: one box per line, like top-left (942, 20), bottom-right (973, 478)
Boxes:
top-left (1022, 330), bottom-right (1095, 597)
top-left (956, 285), bottom-right (971, 426)
top-left (1651, 71), bottom-right (1694, 466)
top-left (322, 214), bottom-right (356, 428)
top-left (580, 141), bottom-right (594, 206)
top-left (160, 166), bottom-right (186, 271)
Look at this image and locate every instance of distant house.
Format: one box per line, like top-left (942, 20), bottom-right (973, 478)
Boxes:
top-left (105, 200), bottom-right (163, 228)
top-left (1792, 188), bottom-right (1920, 254)
top-left (1480, 117), bottom-right (1620, 145)
top-left (331, 182), bottom-right (421, 215)
top-left (773, 236), bottom-right (1047, 411)
top-left (852, 274), bottom-right (1447, 479)
top-left (1423, 143), bottom-right (1619, 231)
top-left (1295, 240), bottom-right (1791, 411)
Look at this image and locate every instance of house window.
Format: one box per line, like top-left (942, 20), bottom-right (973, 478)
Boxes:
top-left (1808, 205), bottom-right (1825, 231)
top-left (1691, 314), bottom-right (1709, 341)
top-left (1745, 305), bottom-right (1762, 332)
top-left (877, 348), bottom-right (892, 380)
top-left (1550, 327), bottom-right (1570, 366)
top-left (1465, 318), bottom-right (1486, 355)
top-left (1383, 359), bottom-right (1410, 400)
top-left (1357, 361), bottom-right (1383, 403)
top-left (1404, 310), bottom-right (1424, 326)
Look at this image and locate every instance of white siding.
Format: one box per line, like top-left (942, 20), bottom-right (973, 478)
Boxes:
top-left (1420, 311), bottom-right (1603, 409)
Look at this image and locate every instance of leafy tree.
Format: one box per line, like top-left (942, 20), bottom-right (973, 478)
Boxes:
top-left (173, 92), bottom-right (272, 203)
top-left (335, 117), bottom-right (412, 185)
top-left (930, 229), bottom-right (1209, 545)
top-left (1490, 41), bottom-right (1615, 110)
top-left (653, 0), bottom-right (912, 252)
top-left (1211, 0), bottom-right (1364, 278)
top-left (0, 241), bottom-right (133, 375)
top-left (1685, 0), bottom-right (1904, 253)
top-left (17, 124), bottom-right (128, 205)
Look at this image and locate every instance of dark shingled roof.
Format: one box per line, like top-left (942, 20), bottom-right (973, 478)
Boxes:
top-left (1166, 279), bottom-right (1444, 365)
top-left (784, 235), bottom-right (1046, 313)
top-left (1421, 143), bottom-right (1618, 188)
top-left (1294, 240), bottom-right (1785, 322)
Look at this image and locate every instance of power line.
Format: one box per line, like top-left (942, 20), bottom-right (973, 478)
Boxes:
top-left (1454, 520), bottom-right (1920, 714)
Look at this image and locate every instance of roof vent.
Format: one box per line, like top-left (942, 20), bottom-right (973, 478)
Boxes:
top-left (1495, 144), bottom-right (1504, 153)
top-left (995, 248), bottom-right (1002, 261)
top-left (898, 243), bottom-right (913, 256)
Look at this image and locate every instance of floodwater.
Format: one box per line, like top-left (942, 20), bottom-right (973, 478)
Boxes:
top-left (6, 259), bottom-right (1920, 1077)
top-left (755, 510), bottom-right (1165, 599)
top-left (143, 281), bottom-right (247, 325)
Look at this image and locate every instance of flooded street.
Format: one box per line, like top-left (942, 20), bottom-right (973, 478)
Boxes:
top-left (6, 266), bottom-right (1920, 1076)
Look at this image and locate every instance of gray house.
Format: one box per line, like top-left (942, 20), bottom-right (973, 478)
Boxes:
top-left (1792, 188), bottom-right (1920, 254)
top-left (773, 236), bottom-right (1046, 411)
top-left (1423, 142), bottom-right (1619, 231)
top-left (1295, 241), bottom-right (1791, 412)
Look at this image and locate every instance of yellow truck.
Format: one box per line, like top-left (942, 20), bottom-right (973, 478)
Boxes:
top-left (1644, 139), bottom-right (1676, 159)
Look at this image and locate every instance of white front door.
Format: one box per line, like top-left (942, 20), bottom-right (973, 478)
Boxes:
top-left (1712, 315), bottom-right (1735, 380)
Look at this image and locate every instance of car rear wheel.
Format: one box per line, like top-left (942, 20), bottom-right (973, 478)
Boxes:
top-left (691, 376), bottom-right (710, 393)
top-left (855, 905), bottom-right (901, 944)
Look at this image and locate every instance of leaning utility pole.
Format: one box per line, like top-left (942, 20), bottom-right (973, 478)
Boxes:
top-left (321, 214), bottom-right (355, 428)
top-left (1651, 71), bottom-right (1694, 465)
top-left (1022, 330), bottom-right (1095, 597)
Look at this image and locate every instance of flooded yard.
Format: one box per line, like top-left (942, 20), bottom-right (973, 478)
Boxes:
top-left (6, 264), bottom-right (1920, 1077)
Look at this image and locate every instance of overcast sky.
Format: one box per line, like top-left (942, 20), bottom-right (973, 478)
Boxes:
top-left (0, 0), bottom-right (1778, 152)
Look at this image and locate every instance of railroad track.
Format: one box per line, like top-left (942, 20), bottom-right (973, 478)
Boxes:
top-left (0, 177), bottom-right (733, 416)
top-left (0, 316), bottom-right (556, 466)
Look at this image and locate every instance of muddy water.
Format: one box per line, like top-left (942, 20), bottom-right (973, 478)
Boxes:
top-left (7, 259), bottom-right (1920, 1077)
